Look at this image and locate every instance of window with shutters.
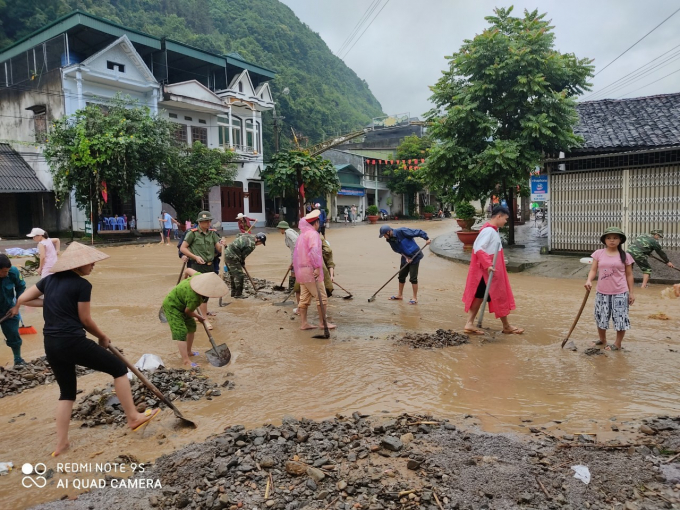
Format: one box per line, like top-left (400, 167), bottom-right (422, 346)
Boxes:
top-left (27, 105), bottom-right (47, 143)
top-left (191, 126), bottom-right (208, 145)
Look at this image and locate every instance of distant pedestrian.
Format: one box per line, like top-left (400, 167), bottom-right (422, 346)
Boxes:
top-left (627, 229), bottom-right (674, 288)
top-left (160, 210), bottom-right (180, 245)
top-left (172, 219), bottom-right (180, 240)
top-left (236, 213), bottom-right (257, 233)
top-left (343, 207), bottom-right (349, 226)
top-left (293, 209), bottom-right (336, 331)
top-left (351, 205), bottom-right (357, 225)
top-left (379, 225), bottom-right (430, 305)
top-left (129, 216), bottom-right (136, 230)
top-left (315, 203), bottom-right (327, 236)
top-left (462, 206), bottom-right (523, 335)
top-left (27, 227), bottom-right (60, 278)
top-left (585, 227), bottom-right (635, 351)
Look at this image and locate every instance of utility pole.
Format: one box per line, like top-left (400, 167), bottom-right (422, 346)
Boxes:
top-left (272, 106), bottom-right (285, 153)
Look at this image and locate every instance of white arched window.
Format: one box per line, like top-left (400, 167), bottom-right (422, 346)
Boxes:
top-left (245, 118), bottom-right (255, 152)
top-left (218, 116), bottom-right (243, 149)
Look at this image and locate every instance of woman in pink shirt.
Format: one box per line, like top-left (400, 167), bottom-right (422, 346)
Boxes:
top-left (585, 227), bottom-right (635, 351)
top-left (27, 227), bottom-right (60, 278)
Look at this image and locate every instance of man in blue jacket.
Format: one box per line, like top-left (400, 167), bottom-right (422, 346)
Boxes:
top-left (379, 225), bottom-right (431, 304)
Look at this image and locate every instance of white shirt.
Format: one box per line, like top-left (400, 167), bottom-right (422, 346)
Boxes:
top-left (284, 228), bottom-right (299, 261)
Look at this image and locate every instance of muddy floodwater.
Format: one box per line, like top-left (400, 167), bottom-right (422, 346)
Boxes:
top-left (1, 220), bottom-right (679, 509)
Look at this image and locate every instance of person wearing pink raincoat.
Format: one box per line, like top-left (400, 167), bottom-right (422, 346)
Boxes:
top-left (293, 210), bottom-right (337, 331)
top-left (462, 206), bottom-right (524, 336)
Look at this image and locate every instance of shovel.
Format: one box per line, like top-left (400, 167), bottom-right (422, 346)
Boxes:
top-left (475, 246), bottom-right (500, 328)
top-left (0, 311), bottom-right (11, 325)
top-left (332, 281), bottom-right (353, 300)
top-left (159, 261), bottom-right (187, 323)
top-left (219, 245), bottom-right (229, 307)
top-left (368, 246), bottom-right (425, 302)
top-left (650, 254), bottom-right (680, 273)
top-left (243, 265), bottom-right (259, 297)
top-left (107, 344), bottom-right (196, 428)
top-left (273, 288), bottom-right (296, 306)
top-left (272, 268), bottom-right (291, 292)
top-left (196, 310), bottom-right (231, 367)
top-left (561, 288), bottom-right (591, 348)
top-left (311, 281), bottom-right (331, 339)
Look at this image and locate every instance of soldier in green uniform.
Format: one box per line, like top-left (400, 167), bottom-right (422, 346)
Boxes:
top-left (0, 254), bottom-right (26, 366)
top-left (320, 234), bottom-right (335, 297)
top-left (180, 211), bottom-right (224, 321)
top-left (223, 232), bottom-right (266, 298)
top-left (627, 229), bottom-right (675, 288)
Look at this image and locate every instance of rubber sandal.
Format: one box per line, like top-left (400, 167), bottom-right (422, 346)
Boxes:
top-left (389, 296), bottom-right (403, 300)
top-left (206, 312), bottom-right (217, 317)
top-left (191, 351), bottom-right (199, 356)
top-left (502, 327), bottom-right (525, 335)
top-left (605, 344), bottom-right (621, 351)
top-left (133, 408), bottom-right (160, 432)
top-left (463, 328), bottom-right (485, 336)
top-left (408, 299), bottom-right (417, 305)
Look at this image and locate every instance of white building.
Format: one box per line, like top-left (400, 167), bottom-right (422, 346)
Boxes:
top-left (0, 10), bottom-right (275, 236)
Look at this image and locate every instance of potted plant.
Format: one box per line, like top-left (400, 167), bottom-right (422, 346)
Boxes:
top-left (367, 205), bottom-right (380, 224)
top-left (423, 204), bottom-right (436, 220)
top-left (454, 202), bottom-right (480, 251)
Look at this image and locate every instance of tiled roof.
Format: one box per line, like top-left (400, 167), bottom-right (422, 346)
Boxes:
top-left (0, 144), bottom-right (48, 193)
top-left (574, 93), bottom-right (680, 151)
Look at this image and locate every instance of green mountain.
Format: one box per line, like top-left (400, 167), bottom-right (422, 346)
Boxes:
top-left (0, 0), bottom-right (384, 156)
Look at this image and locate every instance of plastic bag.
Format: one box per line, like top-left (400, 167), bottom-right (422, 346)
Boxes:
top-left (0, 462), bottom-right (13, 475)
top-left (127, 354), bottom-right (164, 380)
top-left (571, 465), bottom-right (590, 484)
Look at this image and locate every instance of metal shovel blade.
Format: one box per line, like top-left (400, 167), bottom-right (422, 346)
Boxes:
top-left (205, 344), bottom-right (231, 367)
top-left (159, 307), bottom-right (168, 323)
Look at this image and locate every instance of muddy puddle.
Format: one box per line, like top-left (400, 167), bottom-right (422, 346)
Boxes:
top-left (1, 220), bottom-right (679, 508)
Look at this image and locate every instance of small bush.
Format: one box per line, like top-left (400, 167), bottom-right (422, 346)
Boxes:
top-left (454, 202), bottom-right (476, 220)
top-left (367, 205), bottom-right (380, 216)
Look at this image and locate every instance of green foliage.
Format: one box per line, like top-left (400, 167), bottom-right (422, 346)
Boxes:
top-left (0, 0), bottom-right (385, 156)
top-left (157, 142), bottom-right (237, 222)
top-left (43, 95), bottom-right (174, 215)
top-left (382, 134), bottom-right (432, 214)
top-left (366, 205), bottom-right (379, 216)
top-left (424, 6), bottom-right (593, 206)
top-left (454, 202), bottom-right (476, 220)
top-left (423, 205), bottom-right (436, 214)
top-left (262, 150), bottom-right (339, 203)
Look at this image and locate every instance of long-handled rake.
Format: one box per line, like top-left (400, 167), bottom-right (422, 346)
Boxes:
top-left (272, 268), bottom-right (291, 292)
top-left (332, 281), bottom-right (353, 300)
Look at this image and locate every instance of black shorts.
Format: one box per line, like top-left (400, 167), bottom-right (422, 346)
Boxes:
top-left (398, 261), bottom-right (419, 284)
top-left (475, 278), bottom-right (491, 302)
top-left (188, 260), bottom-right (215, 274)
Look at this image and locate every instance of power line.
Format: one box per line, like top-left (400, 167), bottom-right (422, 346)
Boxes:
top-left (616, 65), bottom-right (680, 98)
top-left (340, 0), bottom-right (392, 60)
top-left (585, 45), bottom-right (680, 100)
top-left (336, 0), bottom-right (382, 56)
top-left (594, 5), bottom-right (680, 77)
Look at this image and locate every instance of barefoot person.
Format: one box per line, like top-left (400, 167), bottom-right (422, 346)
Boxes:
top-left (162, 271), bottom-right (228, 367)
top-left (9, 242), bottom-right (160, 456)
top-left (293, 209), bottom-right (336, 331)
top-left (27, 227), bottom-right (60, 278)
top-left (462, 206), bottom-right (524, 335)
top-left (627, 229), bottom-right (674, 288)
top-left (585, 227), bottom-right (635, 351)
top-left (0, 254), bottom-right (26, 366)
top-left (379, 225), bottom-right (431, 305)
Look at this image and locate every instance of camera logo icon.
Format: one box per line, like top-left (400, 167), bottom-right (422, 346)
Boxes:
top-left (21, 463), bottom-right (47, 488)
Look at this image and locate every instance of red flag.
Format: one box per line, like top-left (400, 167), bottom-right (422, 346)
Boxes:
top-left (101, 181), bottom-right (108, 203)
top-left (421, 158), bottom-right (425, 163)
top-left (299, 183), bottom-right (305, 199)
top-left (409, 166), bottom-right (413, 170)
top-left (371, 160), bottom-right (376, 165)
top-left (390, 160), bottom-right (394, 164)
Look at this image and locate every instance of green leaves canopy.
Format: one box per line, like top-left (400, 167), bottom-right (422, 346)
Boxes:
top-left (382, 134), bottom-right (431, 214)
top-left (43, 96), bottom-right (174, 211)
top-left (424, 6), bottom-right (593, 204)
top-left (262, 150), bottom-right (339, 201)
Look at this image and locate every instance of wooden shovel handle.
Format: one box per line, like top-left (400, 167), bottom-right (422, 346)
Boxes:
top-left (108, 344), bottom-right (173, 407)
top-left (278, 268), bottom-right (291, 287)
top-left (563, 288), bottom-right (591, 344)
top-left (650, 254), bottom-right (680, 272)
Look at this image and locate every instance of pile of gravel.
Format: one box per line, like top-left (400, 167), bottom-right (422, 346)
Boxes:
top-left (390, 329), bottom-right (469, 349)
top-left (0, 356), bottom-right (93, 398)
top-left (72, 367), bottom-right (226, 427)
top-left (33, 413), bottom-right (680, 510)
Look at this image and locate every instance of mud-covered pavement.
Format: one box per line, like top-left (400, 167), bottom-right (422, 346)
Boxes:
top-left (1, 219), bottom-right (679, 509)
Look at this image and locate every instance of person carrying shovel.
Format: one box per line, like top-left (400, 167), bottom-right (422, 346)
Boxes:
top-left (180, 211), bottom-right (224, 325)
top-left (162, 271), bottom-right (229, 367)
top-left (379, 225), bottom-right (431, 305)
top-left (278, 221), bottom-right (300, 305)
top-left (462, 206), bottom-right (524, 335)
top-left (0, 254), bottom-right (26, 366)
top-left (236, 213), bottom-right (258, 234)
top-left (627, 229), bottom-right (674, 288)
top-left (293, 209), bottom-right (336, 330)
top-left (9, 242), bottom-right (160, 457)
top-left (223, 232), bottom-right (267, 298)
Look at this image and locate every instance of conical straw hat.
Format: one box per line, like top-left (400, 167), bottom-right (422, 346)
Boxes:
top-left (50, 242), bottom-right (110, 273)
top-left (190, 272), bottom-right (229, 298)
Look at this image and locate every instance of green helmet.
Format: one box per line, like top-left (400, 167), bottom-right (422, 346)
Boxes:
top-left (600, 227), bottom-right (626, 245)
top-left (276, 221), bottom-right (290, 229)
top-left (651, 229), bottom-right (664, 238)
top-left (196, 210), bottom-right (213, 222)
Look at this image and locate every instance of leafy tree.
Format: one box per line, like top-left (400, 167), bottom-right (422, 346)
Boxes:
top-left (382, 134), bottom-right (431, 216)
top-left (261, 150), bottom-right (339, 222)
top-left (43, 96), bottom-right (174, 232)
top-left (157, 142), bottom-right (237, 222)
top-left (424, 7), bottom-right (592, 243)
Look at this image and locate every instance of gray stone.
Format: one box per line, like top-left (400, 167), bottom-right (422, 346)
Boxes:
top-left (306, 467), bottom-right (325, 482)
top-left (380, 436), bottom-right (403, 452)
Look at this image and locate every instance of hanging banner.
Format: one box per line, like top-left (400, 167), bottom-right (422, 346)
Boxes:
top-left (530, 175), bottom-right (549, 201)
top-left (338, 187), bottom-right (365, 196)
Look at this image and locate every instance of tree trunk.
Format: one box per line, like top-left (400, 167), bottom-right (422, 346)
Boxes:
top-left (507, 186), bottom-right (515, 245)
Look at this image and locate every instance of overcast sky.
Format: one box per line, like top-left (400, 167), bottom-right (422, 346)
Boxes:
top-left (279, 0), bottom-right (680, 117)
